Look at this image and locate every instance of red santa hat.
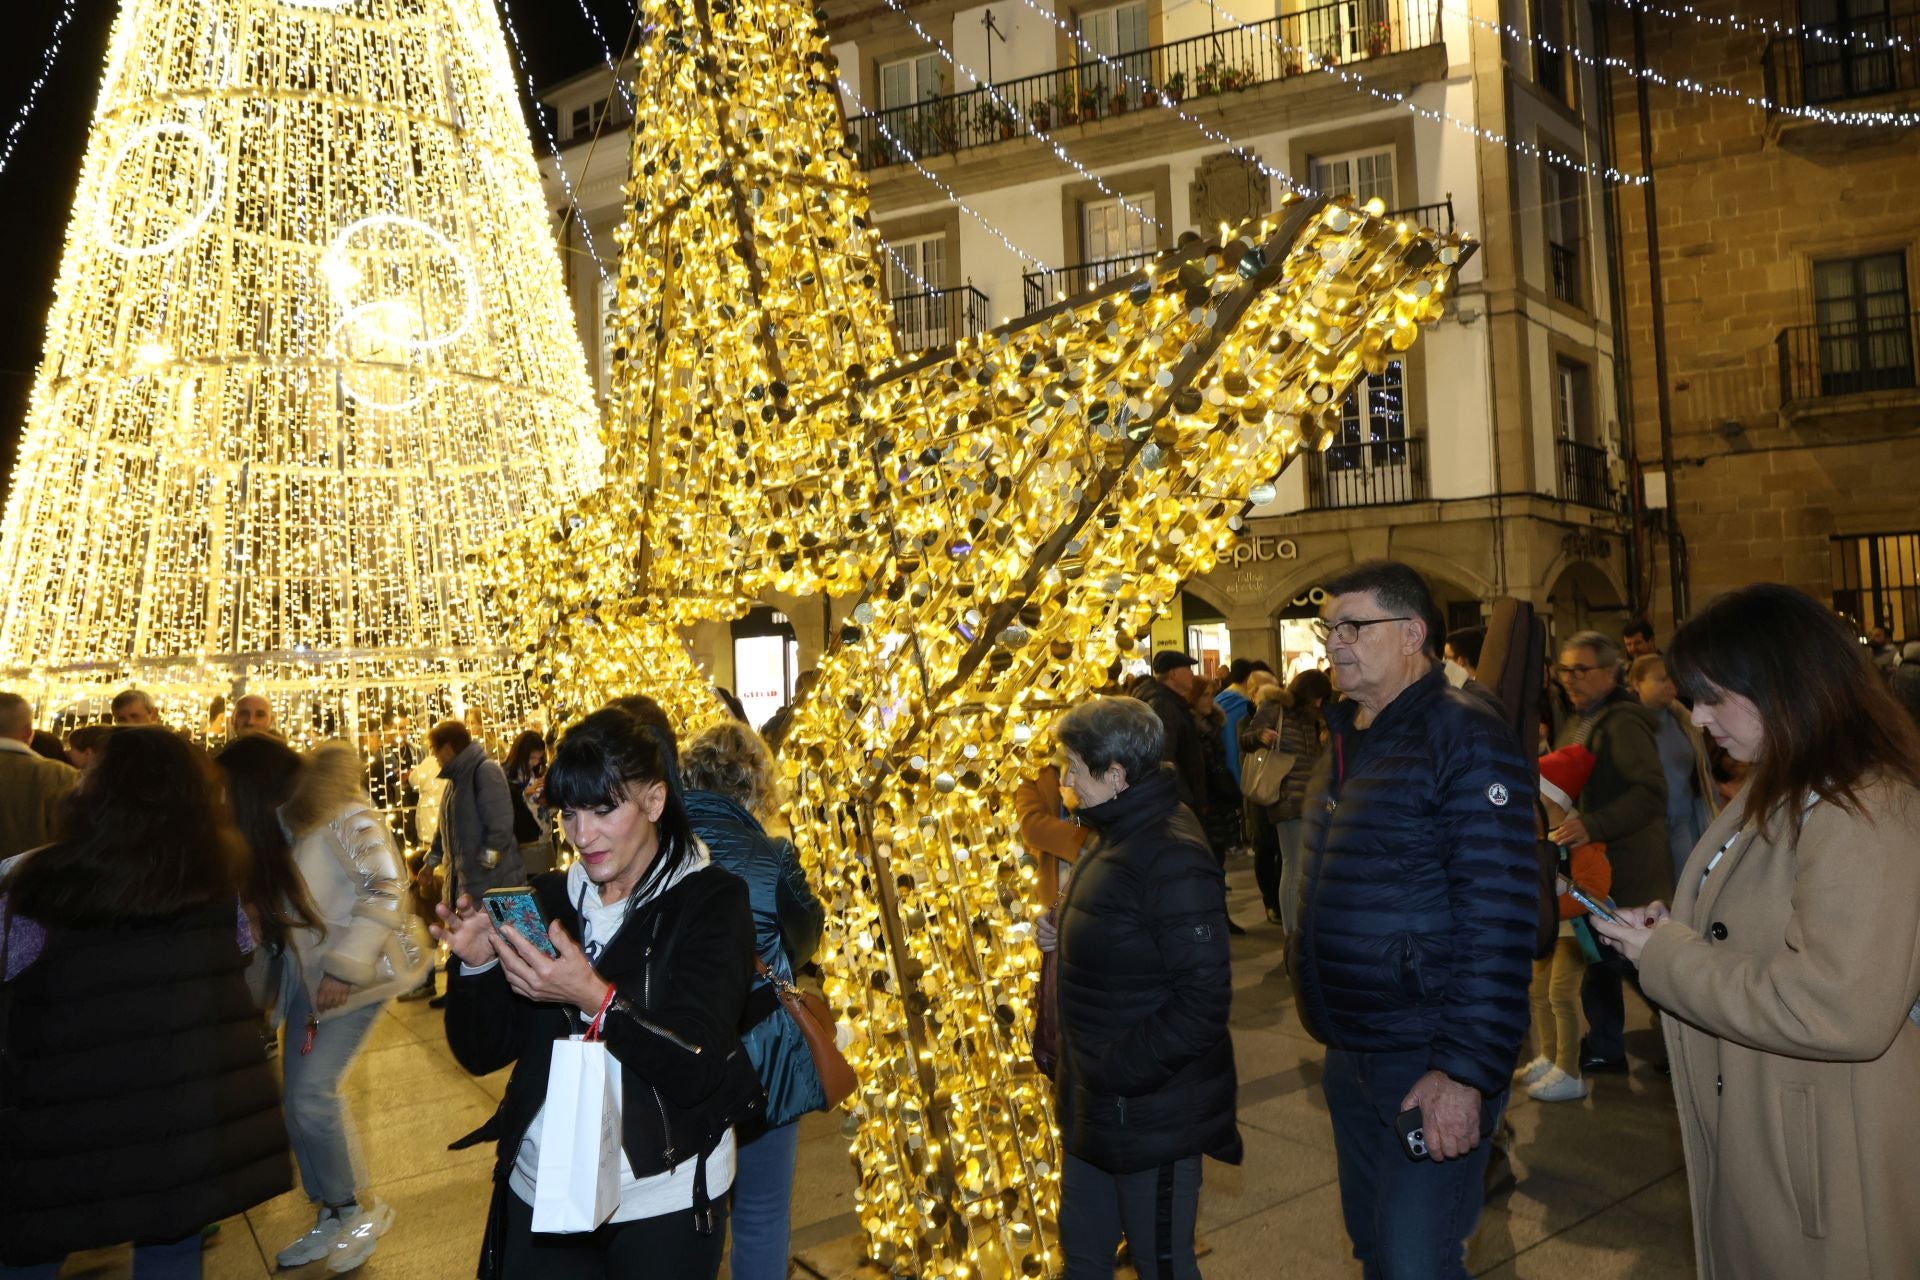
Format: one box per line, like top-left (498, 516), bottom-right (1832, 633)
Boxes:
top-left (1538, 744), bottom-right (1598, 812)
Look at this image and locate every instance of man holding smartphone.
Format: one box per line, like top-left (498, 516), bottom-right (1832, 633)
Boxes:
top-left (1291, 562), bottom-right (1539, 1280)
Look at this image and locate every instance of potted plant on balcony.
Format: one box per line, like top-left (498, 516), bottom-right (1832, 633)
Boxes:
top-left (1366, 19), bottom-right (1392, 57)
top-left (976, 98), bottom-right (1016, 142)
top-left (1054, 84), bottom-right (1080, 124)
top-left (1195, 58), bottom-right (1223, 97)
top-left (1079, 85), bottom-right (1104, 120)
top-left (1028, 99), bottom-right (1051, 130)
top-left (1162, 70), bottom-right (1187, 104)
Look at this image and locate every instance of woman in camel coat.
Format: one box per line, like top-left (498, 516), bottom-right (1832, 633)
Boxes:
top-left (1593, 584), bottom-right (1920, 1280)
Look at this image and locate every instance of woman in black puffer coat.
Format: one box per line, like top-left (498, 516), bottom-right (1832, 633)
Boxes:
top-left (0, 727), bottom-right (291, 1276)
top-left (1239, 669), bottom-right (1332, 938)
top-left (1044, 696), bottom-right (1241, 1280)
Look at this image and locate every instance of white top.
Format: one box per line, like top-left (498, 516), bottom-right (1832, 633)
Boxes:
top-left (505, 850), bottom-right (735, 1221)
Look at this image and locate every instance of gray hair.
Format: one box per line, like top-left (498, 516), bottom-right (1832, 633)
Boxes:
top-left (1562, 630), bottom-right (1623, 670)
top-left (1054, 696), bottom-right (1164, 785)
top-left (0, 691), bottom-right (31, 739)
top-left (680, 720), bottom-right (775, 816)
top-left (111, 688), bottom-right (156, 717)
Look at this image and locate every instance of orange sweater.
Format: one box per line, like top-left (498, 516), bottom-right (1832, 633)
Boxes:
top-left (1558, 841), bottom-right (1613, 920)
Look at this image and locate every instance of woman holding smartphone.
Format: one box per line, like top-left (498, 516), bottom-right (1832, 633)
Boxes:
top-left (1591, 584), bottom-right (1920, 1279)
top-left (434, 707), bottom-right (761, 1280)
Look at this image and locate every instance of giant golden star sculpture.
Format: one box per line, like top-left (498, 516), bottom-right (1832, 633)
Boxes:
top-left (492, 0), bottom-right (1469, 1273)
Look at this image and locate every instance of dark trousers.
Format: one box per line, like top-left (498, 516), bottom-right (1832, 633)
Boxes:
top-left (499, 1189), bottom-right (727, 1280)
top-left (1250, 811), bottom-right (1282, 913)
top-left (1059, 1153), bottom-right (1202, 1280)
top-left (1322, 1048), bottom-right (1504, 1280)
top-left (1579, 949), bottom-right (1646, 1062)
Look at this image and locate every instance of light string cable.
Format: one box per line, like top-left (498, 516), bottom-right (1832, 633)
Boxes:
top-left (838, 79), bottom-right (1053, 271)
top-left (572, 0), bottom-right (638, 115)
top-left (498, 0), bottom-right (613, 284)
top-left (874, 0), bottom-right (1165, 232)
top-left (1610, 0), bottom-right (1915, 54)
top-left (1449, 2), bottom-right (1920, 126)
top-left (0, 0), bottom-right (78, 180)
top-left (1010, 0), bottom-right (1320, 202)
top-left (1210, 0), bottom-right (1649, 185)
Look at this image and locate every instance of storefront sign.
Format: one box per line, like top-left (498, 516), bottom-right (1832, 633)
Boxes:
top-left (1228, 534), bottom-right (1298, 568)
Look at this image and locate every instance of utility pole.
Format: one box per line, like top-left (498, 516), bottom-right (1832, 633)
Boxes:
top-left (1633, 4), bottom-right (1687, 624)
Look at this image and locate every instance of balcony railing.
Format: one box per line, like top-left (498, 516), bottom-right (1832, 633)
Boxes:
top-left (1019, 199), bottom-right (1455, 313)
top-left (1556, 438), bottom-right (1617, 510)
top-left (889, 285), bottom-right (990, 354)
top-left (1777, 310), bottom-right (1920, 403)
top-left (846, 0), bottom-right (1442, 171)
top-left (1764, 13), bottom-right (1920, 110)
top-left (1548, 241), bottom-right (1582, 306)
top-left (1305, 436), bottom-right (1428, 508)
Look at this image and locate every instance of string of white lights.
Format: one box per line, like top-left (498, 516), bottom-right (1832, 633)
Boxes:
top-left (874, 0), bottom-right (1165, 231)
top-left (0, 0), bottom-right (77, 180)
top-left (1610, 0), bottom-right (1914, 54)
top-left (1211, 1), bottom-right (1649, 185)
top-left (837, 78), bottom-right (1053, 269)
top-left (1449, 2), bottom-right (1920, 127)
top-left (571, 0), bottom-right (637, 114)
top-left (1011, 0), bottom-right (1321, 202)
top-left (497, 0), bottom-right (612, 284)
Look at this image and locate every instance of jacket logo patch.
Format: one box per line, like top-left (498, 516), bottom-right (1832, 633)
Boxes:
top-left (1192, 925), bottom-right (1214, 942)
top-left (1487, 784), bottom-right (1510, 806)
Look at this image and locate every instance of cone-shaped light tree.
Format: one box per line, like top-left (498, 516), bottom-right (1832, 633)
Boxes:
top-left (0, 0), bottom-right (601, 739)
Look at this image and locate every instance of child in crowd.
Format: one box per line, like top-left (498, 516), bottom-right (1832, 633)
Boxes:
top-left (1517, 745), bottom-right (1610, 1103)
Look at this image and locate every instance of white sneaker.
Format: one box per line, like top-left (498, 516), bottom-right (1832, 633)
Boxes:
top-left (276, 1207), bottom-right (347, 1268)
top-left (326, 1199), bottom-right (394, 1274)
top-left (1514, 1055), bottom-right (1554, 1086)
top-left (1527, 1066), bottom-right (1591, 1102)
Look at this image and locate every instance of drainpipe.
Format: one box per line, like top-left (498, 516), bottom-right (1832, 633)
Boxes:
top-left (1592, 0), bottom-right (1642, 614)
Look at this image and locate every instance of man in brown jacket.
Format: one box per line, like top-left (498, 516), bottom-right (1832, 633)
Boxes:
top-left (0, 692), bottom-right (77, 858)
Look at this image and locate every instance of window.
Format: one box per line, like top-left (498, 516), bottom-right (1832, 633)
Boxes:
top-left (878, 53), bottom-right (945, 111)
top-left (1337, 359), bottom-right (1406, 454)
top-left (1544, 163), bottom-right (1585, 307)
top-left (1313, 361), bottom-right (1422, 506)
top-left (1812, 251), bottom-right (1914, 395)
top-left (1079, 1), bottom-right (1151, 105)
top-left (1553, 358), bottom-right (1592, 442)
top-left (569, 106), bottom-right (594, 140)
top-left (1309, 147), bottom-right (1396, 209)
top-left (1081, 193), bottom-right (1156, 268)
top-left (1553, 357), bottom-right (1611, 508)
top-left (878, 53), bottom-right (950, 157)
top-left (1832, 532), bottom-right (1920, 642)
top-left (1531, 0), bottom-right (1578, 109)
top-left (1798, 0), bottom-right (1896, 103)
top-left (886, 233), bottom-right (950, 351)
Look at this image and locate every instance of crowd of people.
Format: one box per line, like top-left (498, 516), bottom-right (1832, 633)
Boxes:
top-left (3, 567), bottom-right (1918, 1279)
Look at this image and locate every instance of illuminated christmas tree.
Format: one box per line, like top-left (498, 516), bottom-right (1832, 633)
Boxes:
top-left (0, 0), bottom-right (600, 736)
top-left (497, 0), bottom-right (1468, 1272)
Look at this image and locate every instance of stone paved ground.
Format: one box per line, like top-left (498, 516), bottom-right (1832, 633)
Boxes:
top-left (57, 861), bottom-right (1694, 1278)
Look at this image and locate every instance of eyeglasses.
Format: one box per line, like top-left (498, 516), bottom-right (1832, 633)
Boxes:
top-left (1313, 616), bottom-right (1413, 645)
top-left (1553, 664), bottom-right (1603, 678)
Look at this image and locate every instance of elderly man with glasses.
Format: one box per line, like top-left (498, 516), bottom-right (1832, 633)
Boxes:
top-left (1292, 560), bottom-right (1537, 1280)
top-left (1549, 629), bottom-right (1670, 1076)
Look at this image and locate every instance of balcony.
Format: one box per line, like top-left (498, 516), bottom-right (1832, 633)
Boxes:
top-left (1764, 13), bottom-right (1920, 113)
top-left (846, 0), bottom-right (1443, 172)
top-left (1305, 436), bottom-right (1428, 508)
top-left (1019, 200), bottom-right (1454, 314)
top-left (1548, 241), bottom-right (1581, 307)
top-left (1777, 311), bottom-right (1919, 404)
top-left (1556, 438), bottom-right (1617, 510)
top-left (889, 285), bottom-right (990, 354)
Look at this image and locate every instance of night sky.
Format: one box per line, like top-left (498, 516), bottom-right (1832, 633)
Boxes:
top-left (0, 0), bottom-right (631, 481)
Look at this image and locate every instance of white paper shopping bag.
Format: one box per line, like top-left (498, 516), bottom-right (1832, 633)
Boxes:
top-left (531, 1034), bottom-right (622, 1232)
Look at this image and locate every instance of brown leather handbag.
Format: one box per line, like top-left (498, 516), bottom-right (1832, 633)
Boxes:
top-left (757, 959), bottom-right (856, 1109)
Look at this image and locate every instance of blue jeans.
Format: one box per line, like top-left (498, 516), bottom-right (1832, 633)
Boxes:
top-left (0, 1234), bottom-right (202, 1279)
top-left (1059, 1153), bottom-right (1202, 1280)
top-left (282, 982), bottom-right (384, 1207)
top-left (728, 1121), bottom-right (801, 1280)
top-left (1322, 1048), bottom-right (1504, 1280)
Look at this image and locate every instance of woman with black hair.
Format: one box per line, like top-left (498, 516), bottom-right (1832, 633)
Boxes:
top-left (435, 707), bottom-right (762, 1279)
top-left (503, 729), bottom-right (556, 875)
top-left (1591, 584), bottom-right (1920, 1279)
top-left (0, 728), bottom-right (290, 1277)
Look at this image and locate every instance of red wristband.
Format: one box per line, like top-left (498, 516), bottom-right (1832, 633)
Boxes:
top-left (586, 983), bottom-right (617, 1040)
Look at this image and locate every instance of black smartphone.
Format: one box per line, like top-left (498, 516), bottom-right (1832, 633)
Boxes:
top-left (1396, 1106), bottom-right (1428, 1161)
top-left (483, 887), bottom-right (558, 958)
top-left (1565, 881), bottom-right (1621, 924)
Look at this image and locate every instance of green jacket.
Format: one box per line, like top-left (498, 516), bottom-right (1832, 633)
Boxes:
top-left (0, 740), bottom-right (77, 860)
top-left (1554, 689), bottom-right (1673, 906)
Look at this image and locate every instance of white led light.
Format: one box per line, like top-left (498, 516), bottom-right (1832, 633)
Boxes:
top-left (95, 120), bottom-right (227, 258)
top-left (321, 213), bottom-right (480, 353)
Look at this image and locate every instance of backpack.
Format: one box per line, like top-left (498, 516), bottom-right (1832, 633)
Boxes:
top-left (1478, 598), bottom-right (1555, 960)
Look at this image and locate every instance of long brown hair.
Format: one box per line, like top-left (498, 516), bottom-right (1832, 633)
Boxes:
top-left (5, 728), bottom-right (248, 928)
top-left (215, 734), bottom-right (321, 950)
top-left (1666, 583), bottom-right (1920, 837)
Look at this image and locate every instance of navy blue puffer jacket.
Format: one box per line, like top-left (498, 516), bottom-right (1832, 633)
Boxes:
top-left (1291, 668), bottom-right (1539, 1096)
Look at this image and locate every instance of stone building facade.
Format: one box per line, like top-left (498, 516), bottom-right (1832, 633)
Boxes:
top-left (1605, 0), bottom-right (1920, 642)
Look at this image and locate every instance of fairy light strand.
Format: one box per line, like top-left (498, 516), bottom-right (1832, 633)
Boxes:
top-left (1612, 0), bottom-right (1915, 54)
top-left (498, 0), bottom-right (612, 284)
top-left (0, 0), bottom-right (78, 180)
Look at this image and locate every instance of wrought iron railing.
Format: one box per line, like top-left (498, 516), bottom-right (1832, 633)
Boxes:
top-left (847, 0), bottom-right (1443, 171)
top-left (1019, 199), bottom-right (1455, 313)
top-left (1549, 241), bottom-right (1582, 306)
top-left (1777, 310), bottom-right (1920, 403)
top-left (1763, 12), bottom-right (1920, 110)
top-left (889, 285), bottom-right (991, 354)
top-left (1556, 438), bottom-right (1617, 510)
top-left (1305, 436), bottom-right (1428, 508)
